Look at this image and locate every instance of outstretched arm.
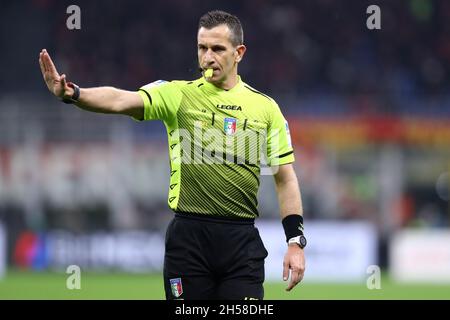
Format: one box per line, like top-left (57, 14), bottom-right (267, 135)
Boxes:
top-left (273, 163), bottom-right (306, 291)
top-left (39, 49), bottom-right (144, 120)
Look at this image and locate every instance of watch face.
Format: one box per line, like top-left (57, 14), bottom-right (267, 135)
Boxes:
top-left (299, 235), bottom-right (307, 248)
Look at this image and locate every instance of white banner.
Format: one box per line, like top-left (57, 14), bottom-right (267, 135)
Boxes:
top-left (390, 230), bottom-right (450, 283)
top-left (23, 220), bottom-right (378, 284)
top-left (46, 230), bottom-right (165, 272)
top-left (256, 220), bottom-right (378, 282)
top-left (0, 222), bottom-right (5, 278)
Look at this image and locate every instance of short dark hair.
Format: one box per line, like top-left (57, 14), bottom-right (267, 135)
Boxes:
top-left (198, 10), bottom-right (243, 46)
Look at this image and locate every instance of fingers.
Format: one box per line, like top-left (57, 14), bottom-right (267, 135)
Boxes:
top-left (39, 51), bottom-right (46, 76)
top-left (286, 265), bottom-right (306, 291)
top-left (283, 260), bottom-right (289, 281)
top-left (39, 49), bottom-right (49, 73)
top-left (283, 255), bottom-right (306, 291)
top-left (283, 258), bottom-right (300, 292)
top-left (60, 74), bottom-right (67, 87)
top-left (41, 49), bottom-right (59, 77)
top-left (286, 269), bottom-right (299, 291)
top-left (299, 265), bottom-right (305, 282)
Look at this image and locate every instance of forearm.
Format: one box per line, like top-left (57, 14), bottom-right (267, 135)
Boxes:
top-left (72, 86), bottom-right (129, 114)
top-left (275, 173), bottom-right (303, 219)
top-left (277, 166), bottom-right (306, 289)
top-left (39, 50), bottom-right (142, 117)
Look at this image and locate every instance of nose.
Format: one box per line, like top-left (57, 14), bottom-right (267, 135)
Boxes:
top-left (203, 49), bottom-right (215, 66)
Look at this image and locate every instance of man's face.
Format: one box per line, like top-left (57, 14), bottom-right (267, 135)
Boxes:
top-left (197, 24), bottom-right (243, 85)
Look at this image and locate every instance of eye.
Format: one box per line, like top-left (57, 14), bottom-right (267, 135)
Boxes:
top-left (212, 46), bottom-right (226, 52)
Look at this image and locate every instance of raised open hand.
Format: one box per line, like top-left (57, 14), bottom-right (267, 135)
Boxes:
top-left (39, 49), bottom-right (72, 98)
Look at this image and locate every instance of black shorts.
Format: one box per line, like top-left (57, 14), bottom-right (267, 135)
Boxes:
top-left (163, 212), bottom-right (268, 300)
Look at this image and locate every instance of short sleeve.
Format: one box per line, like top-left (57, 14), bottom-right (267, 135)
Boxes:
top-left (266, 101), bottom-right (295, 166)
top-left (136, 80), bottom-right (182, 123)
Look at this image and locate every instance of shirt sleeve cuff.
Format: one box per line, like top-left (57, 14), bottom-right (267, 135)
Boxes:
top-left (134, 89), bottom-right (151, 121)
top-left (268, 151), bottom-right (295, 166)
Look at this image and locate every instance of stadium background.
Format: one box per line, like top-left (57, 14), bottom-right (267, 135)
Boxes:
top-left (1, 0), bottom-right (450, 299)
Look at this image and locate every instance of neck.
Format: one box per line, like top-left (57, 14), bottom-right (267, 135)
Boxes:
top-left (211, 70), bottom-right (239, 90)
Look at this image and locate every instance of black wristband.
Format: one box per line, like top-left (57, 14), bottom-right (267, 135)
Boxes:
top-left (62, 82), bottom-right (80, 104)
top-left (282, 214), bottom-right (304, 242)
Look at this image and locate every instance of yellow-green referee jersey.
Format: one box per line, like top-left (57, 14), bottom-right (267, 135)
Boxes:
top-left (136, 76), bottom-right (294, 219)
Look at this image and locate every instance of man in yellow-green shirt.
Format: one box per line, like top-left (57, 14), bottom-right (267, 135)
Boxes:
top-left (39, 10), bottom-right (306, 300)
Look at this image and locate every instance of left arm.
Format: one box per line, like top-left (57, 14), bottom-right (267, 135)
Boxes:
top-left (273, 163), bottom-right (306, 291)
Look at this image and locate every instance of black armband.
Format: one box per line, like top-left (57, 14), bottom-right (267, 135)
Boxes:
top-left (282, 214), bottom-right (304, 242)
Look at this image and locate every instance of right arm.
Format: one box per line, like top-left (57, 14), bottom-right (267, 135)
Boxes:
top-left (39, 49), bottom-right (144, 120)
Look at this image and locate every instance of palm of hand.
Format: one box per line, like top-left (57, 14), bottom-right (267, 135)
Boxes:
top-left (39, 49), bottom-right (69, 98)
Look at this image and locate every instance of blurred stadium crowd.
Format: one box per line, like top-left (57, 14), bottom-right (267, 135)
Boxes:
top-left (0, 0), bottom-right (449, 273)
top-left (2, 0), bottom-right (450, 114)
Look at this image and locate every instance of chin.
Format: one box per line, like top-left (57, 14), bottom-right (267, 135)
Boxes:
top-left (205, 75), bottom-right (217, 83)
top-left (211, 74), bottom-right (225, 84)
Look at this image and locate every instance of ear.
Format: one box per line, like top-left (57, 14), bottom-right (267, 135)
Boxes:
top-left (235, 44), bottom-right (246, 63)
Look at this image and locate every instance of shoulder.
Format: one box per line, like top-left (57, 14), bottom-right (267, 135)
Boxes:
top-left (170, 79), bottom-right (195, 87)
top-left (242, 82), bottom-right (276, 104)
top-left (140, 79), bottom-right (193, 91)
top-left (241, 82), bottom-right (279, 110)
top-left (165, 79), bottom-right (208, 94)
top-left (171, 78), bottom-right (204, 88)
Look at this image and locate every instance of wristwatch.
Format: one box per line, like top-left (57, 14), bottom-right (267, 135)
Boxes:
top-left (62, 82), bottom-right (80, 104)
top-left (288, 235), bottom-right (307, 249)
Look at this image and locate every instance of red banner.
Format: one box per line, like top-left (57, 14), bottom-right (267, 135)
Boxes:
top-left (289, 116), bottom-right (450, 148)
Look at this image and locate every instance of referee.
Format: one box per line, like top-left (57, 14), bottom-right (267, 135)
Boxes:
top-left (39, 10), bottom-right (306, 300)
